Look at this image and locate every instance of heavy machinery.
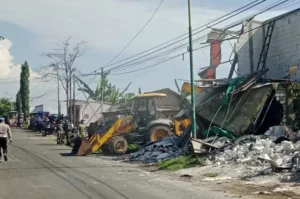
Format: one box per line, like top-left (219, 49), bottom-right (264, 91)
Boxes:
top-left (75, 93), bottom-right (190, 156)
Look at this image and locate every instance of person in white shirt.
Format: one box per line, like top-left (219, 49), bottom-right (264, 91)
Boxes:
top-left (0, 117), bottom-right (12, 162)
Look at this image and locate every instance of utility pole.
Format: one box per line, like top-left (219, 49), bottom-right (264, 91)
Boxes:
top-left (101, 67), bottom-right (104, 116)
top-left (188, 0), bottom-right (197, 138)
top-left (57, 66), bottom-right (61, 116)
top-left (73, 74), bottom-right (76, 126)
top-left (69, 68), bottom-right (72, 122)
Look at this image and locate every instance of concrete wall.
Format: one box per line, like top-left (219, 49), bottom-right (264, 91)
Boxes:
top-left (237, 10), bottom-right (300, 79)
top-left (76, 101), bottom-right (111, 126)
top-left (236, 20), bottom-right (264, 76)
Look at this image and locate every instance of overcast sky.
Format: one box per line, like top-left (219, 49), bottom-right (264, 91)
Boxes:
top-left (0, 0), bottom-right (296, 114)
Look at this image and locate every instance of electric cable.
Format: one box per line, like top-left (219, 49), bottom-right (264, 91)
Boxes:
top-left (100, 0), bottom-right (266, 74)
top-left (87, 0), bottom-right (265, 74)
top-left (104, 0), bottom-right (164, 66)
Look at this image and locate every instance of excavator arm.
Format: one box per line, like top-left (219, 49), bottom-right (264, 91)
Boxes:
top-left (181, 82), bottom-right (202, 96)
top-left (76, 115), bottom-right (136, 156)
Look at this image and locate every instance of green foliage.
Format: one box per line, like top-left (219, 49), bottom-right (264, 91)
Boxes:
top-left (119, 93), bottom-right (135, 104)
top-left (158, 155), bottom-right (205, 171)
top-left (77, 75), bottom-right (135, 105)
top-left (20, 61), bottom-right (30, 119)
top-left (0, 98), bottom-right (13, 117)
top-left (16, 90), bottom-right (22, 115)
top-left (203, 172), bottom-right (219, 178)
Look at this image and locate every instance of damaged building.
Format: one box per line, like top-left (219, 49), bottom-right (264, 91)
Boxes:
top-left (194, 8), bottom-right (300, 138)
top-left (237, 9), bottom-right (300, 78)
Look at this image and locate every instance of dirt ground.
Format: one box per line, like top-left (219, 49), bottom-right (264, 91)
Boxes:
top-left (94, 152), bottom-right (300, 198)
top-left (137, 163), bottom-right (300, 199)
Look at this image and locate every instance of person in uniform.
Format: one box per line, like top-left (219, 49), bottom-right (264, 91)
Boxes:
top-left (78, 120), bottom-right (86, 139)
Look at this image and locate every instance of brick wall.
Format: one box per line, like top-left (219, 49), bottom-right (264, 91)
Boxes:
top-left (237, 10), bottom-right (300, 79)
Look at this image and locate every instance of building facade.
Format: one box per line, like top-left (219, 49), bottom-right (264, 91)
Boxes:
top-left (237, 9), bottom-right (300, 79)
top-left (71, 100), bottom-right (111, 126)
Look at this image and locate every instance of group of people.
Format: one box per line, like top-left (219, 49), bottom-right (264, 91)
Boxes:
top-left (0, 113), bottom-right (107, 162)
top-left (56, 117), bottom-right (88, 145)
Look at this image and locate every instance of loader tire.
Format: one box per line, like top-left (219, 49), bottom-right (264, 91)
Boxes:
top-left (147, 125), bottom-right (171, 142)
top-left (100, 144), bottom-right (110, 154)
top-left (108, 136), bottom-right (128, 155)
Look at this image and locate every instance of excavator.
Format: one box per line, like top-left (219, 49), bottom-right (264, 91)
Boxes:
top-left (74, 92), bottom-right (191, 156)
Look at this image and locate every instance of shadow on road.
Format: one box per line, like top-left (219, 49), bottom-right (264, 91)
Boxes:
top-left (59, 153), bottom-right (76, 157)
top-left (50, 149), bottom-right (71, 151)
top-left (35, 143), bottom-right (59, 146)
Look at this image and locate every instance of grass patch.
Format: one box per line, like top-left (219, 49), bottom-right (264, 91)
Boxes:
top-left (158, 155), bottom-right (205, 171)
top-left (127, 144), bottom-right (141, 153)
top-left (23, 124), bottom-right (29, 129)
top-left (203, 172), bottom-right (219, 178)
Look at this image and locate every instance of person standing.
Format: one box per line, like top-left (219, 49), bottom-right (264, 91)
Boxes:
top-left (78, 120), bottom-right (86, 139)
top-left (0, 117), bottom-right (12, 162)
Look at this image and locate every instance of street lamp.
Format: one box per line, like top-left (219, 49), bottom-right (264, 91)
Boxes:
top-left (4, 92), bottom-right (13, 111)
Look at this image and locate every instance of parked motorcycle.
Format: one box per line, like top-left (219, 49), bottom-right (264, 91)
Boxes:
top-left (41, 121), bottom-right (56, 137)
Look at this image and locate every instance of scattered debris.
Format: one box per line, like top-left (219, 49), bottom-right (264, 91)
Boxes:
top-left (127, 136), bottom-right (189, 163)
top-left (255, 191), bottom-right (272, 195)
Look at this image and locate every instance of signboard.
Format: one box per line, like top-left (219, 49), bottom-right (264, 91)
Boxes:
top-left (31, 104), bottom-right (44, 114)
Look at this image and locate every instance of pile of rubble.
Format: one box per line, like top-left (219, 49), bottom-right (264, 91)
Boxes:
top-left (128, 136), bottom-right (189, 163)
top-left (205, 129), bottom-right (300, 170)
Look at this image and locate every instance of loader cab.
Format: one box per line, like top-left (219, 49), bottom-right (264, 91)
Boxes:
top-left (131, 93), bottom-right (167, 129)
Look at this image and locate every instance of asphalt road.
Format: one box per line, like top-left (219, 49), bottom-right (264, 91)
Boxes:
top-left (0, 129), bottom-right (233, 199)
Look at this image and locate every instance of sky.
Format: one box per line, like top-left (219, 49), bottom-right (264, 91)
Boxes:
top-left (0, 0), bottom-right (297, 114)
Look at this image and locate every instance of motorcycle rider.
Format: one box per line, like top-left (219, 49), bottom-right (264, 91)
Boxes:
top-left (0, 117), bottom-right (12, 162)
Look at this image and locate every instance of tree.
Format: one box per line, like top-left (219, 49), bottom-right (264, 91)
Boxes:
top-left (119, 93), bottom-right (135, 104)
top-left (16, 91), bottom-right (22, 115)
top-left (43, 37), bottom-right (88, 117)
top-left (77, 76), bottom-right (135, 105)
top-left (20, 61), bottom-right (30, 121)
top-left (0, 98), bottom-right (13, 117)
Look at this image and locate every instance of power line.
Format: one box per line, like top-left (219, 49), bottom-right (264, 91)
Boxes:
top-left (104, 0), bottom-right (164, 66)
top-left (223, 0), bottom-right (292, 29)
top-left (88, 0), bottom-right (265, 74)
top-left (107, 0), bottom-right (293, 75)
top-left (111, 35), bottom-right (208, 72)
top-left (98, 0), bottom-right (266, 74)
top-left (30, 87), bottom-right (58, 101)
top-left (109, 46), bottom-right (205, 75)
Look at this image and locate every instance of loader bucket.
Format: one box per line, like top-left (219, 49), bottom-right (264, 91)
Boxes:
top-left (77, 139), bottom-right (93, 156)
top-left (71, 137), bottom-right (93, 156)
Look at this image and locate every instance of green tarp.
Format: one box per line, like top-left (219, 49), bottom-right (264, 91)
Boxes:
top-left (203, 126), bottom-right (235, 140)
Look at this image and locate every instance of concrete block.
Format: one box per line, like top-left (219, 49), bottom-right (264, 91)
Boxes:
top-left (281, 48), bottom-right (291, 54)
top-left (271, 55), bottom-right (280, 60)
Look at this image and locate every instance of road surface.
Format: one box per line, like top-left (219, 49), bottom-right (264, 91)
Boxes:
top-left (0, 129), bottom-right (234, 199)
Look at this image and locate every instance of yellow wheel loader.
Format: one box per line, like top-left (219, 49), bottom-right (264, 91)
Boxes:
top-left (75, 93), bottom-right (190, 156)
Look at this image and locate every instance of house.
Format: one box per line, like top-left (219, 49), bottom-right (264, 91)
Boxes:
top-left (70, 100), bottom-right (111, 126)
top-left (236, 8), bottom-right (300, 79)
top-left (102, 102), bottom-right (131, 122)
